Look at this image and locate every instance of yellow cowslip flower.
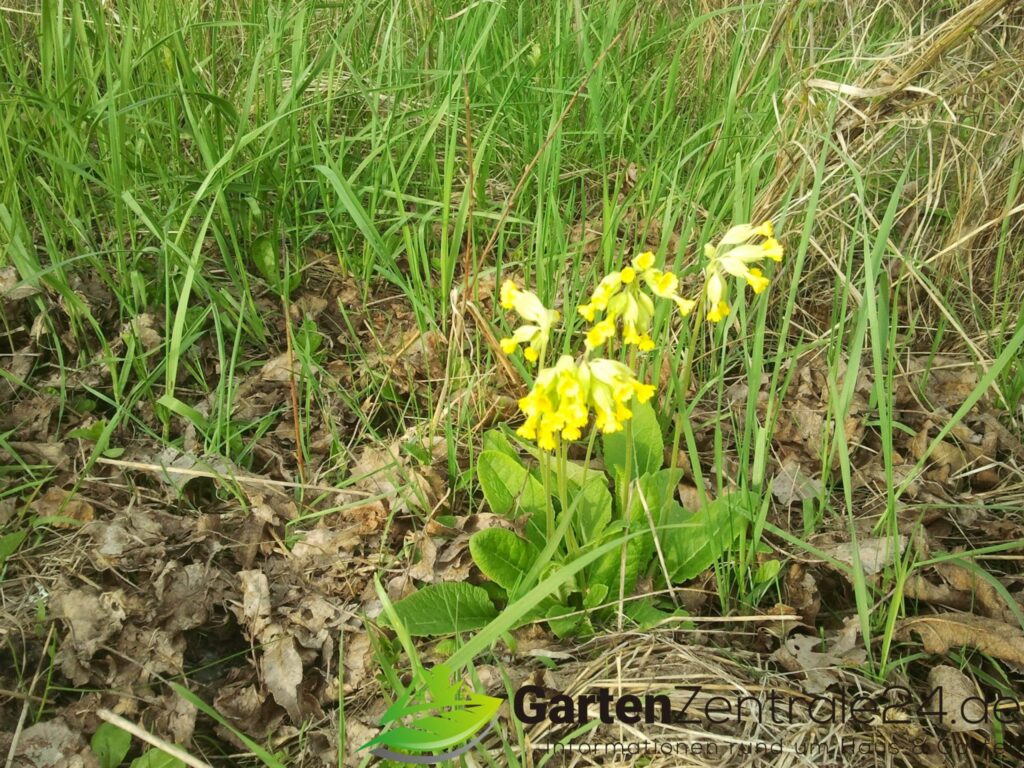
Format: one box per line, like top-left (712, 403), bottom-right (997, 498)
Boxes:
top-left (586, 358), bottom-right (655, 434)
top-left (499, 279), bottom-right (560, 363)
top-left (516, 356), bottom-right (590, 450)
top-left (577, 251), bottom-right (695, 351)
top-left (701, 221), bottom-right (782, 323)
top-left (515, 356), bottom-right (655, 450)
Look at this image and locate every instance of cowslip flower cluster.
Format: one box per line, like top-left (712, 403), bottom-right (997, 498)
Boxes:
top-left (702, 221), bottom-right (783, 323)
top-left (499, 220), bottom-right (782, 451)
top-left (516, 355), bottom-right (655, 450)
top-left (499, 280), bottom-right (560, 363)
top-left (578, 251), bottom-right (696, 351)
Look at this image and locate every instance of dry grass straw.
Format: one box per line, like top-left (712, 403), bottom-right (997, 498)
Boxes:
top-left (754, 0), bottom-right (1024, 354)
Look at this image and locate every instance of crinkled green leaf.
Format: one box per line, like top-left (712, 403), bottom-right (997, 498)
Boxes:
top-left (129, 750), bottom-right (186, 768)
top-left (476, 450), bottom-right (545, 518)
top-left (469, 529), bottom-right (537, 592)
top-left (90, 723), bottom-right (131, 768)
top-left (602, 399), bottom-right (663, 478)
top-left (391, 583), bottom-right (498, 636)
top-left (574, 476), bottom-right (613, 546)
top-left (663, 490), bottom-right (754, 582)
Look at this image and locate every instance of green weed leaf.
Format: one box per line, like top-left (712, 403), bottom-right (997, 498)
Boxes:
top-left (588, 469), bottom-right (683, 595)
top-left (90, 723), bottom-right (131, 768)
top-left (574, 477), bottom-right (613, 546)
top-left (391, 583), bottom-right (498, 636)
top-left (469, 529), bottom-right (537, 592)
top-left (0, 530), bottom-right (27, 571)
top-left (663, 490), bottom-right (754, 582)
top-left (129, 750), bottom-right (186, 768)
top-left (602, 399), bottom-right (663, 477)
top-left (482, 429), bottom-right (518, 460)
top-left (476, 450), bottom-right (545, 518)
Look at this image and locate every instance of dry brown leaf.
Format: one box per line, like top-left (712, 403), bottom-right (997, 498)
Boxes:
top-left (213, 677), bottom-right (286, 740)
top-left (896, 355), bottom-right (981, 410)
top-left (343, 630), bottom-right (373, 692)
top-left (784, 564), bottom-right (821, 624)
top-left (154, 561), bottom-right (210, 633)
top-left (6, 441), bottom-right (68, 468)
top-left (292, 528), bottom-right (361, 563)
top-left (926, 665), bottom-right (986, 733)
top-left (123, 313), bottom-right (162, 350)
top-left (260, 352), bottom-right (298, 382)
top-left (934, 562), bottom-right (1024, 624)
top-left (343, 718), bottom-right (380, 768)
top-left (347, 443), bottom-right (436, 515)
top-left (147, 691), bottom-right (199, 745)
top-left (54, 588), bottom-right (126, 659)
top-left (771, 456), bottom-right (822, 506)
top-left (0, 265), bottom-right (42, 300)
top-left (897, 613), bottom-right (1024, 667)
top-left (12, 718), bottom-right (98, 768)
top-left (771, 619), bottom-right (866, 694)
top-left (262, 632), bottom-right (304, 723)
top-left (827, 535), bottom-right (907, 576)
top-left (677, 482), bottom-right (706, 512)
top-left (119, 625), bottom-right (185, 677)
top-left (432, 535), bottom-right (475, 582)
top-left (32, 487), bottom-right (93, 527)
top-left (904, 573), bottom-right (973, 610)
top-left (348, 501), bottom-right (386, 535)
top-left (407, 532), bottom-right (438, 582)
top-left (237, 570), bottom-right (272, 641)
top-left (911, 421), bottom-right (966, 484)
top-left (284, 594), bottom-right (348, 654)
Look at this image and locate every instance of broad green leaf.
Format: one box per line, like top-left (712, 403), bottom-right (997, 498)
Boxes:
top-left (0, 530), bottom-right (27, 570)
top-left (360, 664), bottom-right (502, 754)
top-left (755, 559), bottom-right (782, 584)
top-left (629, 469), bottom-right (684, 526)
top-left (587, 470), bottom-right (683, 596)
top-left (446, 528), bottom-right (651, 671)
top-left (469, 529), bottom-right (537, 592)
top-left (482, 429), bottom-right (518, 460)
top-left (91, 723), bottom-right (131, 768)
top-left (574, 477), bottom-right (612, 546)
top-left (602, 399), bottom-right (663, 478)
top-left (545, 604), bottom-right (582, 639)
top-left (476, 450), bottom-right (545, 518)
top-left (252, 234), bottom-right (279, 287)
top-left (391, 583), bottom-right (498, 636)
top-left (582, 582), bottom-right (609, 609)
top-left (129, 750), bottom-right (186, 768)
top-left (663, 490), bottom-right (754, 582)
top-left (624, 597), bottom-right (690, 630)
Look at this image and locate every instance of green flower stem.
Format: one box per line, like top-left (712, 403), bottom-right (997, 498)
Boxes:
top-left (670, 304), bottom-right (703, 490)
top-left (558, 441), bottom-right (579, 557)
top-left (540, 447), bottom-right (554, 540)
top-left (616, 347), bottom-right (638, 630)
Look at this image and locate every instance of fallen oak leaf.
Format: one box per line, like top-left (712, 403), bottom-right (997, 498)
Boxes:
top-left (262, 632), bottom-right (304, 723)
top-left (771, 455), bottom-right (822, 506)
top-left (926, 665), bottom-right (986, 733)
top-left (826, 535), bottom-right (908, 576)
top-left (933, 561), bottom-right (1024, 625)
top-left (896, 612), bottom-right (1024, 667)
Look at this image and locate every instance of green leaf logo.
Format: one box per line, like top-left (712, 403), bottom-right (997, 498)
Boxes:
top-left (359, 664), bottom-right (503, 764)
